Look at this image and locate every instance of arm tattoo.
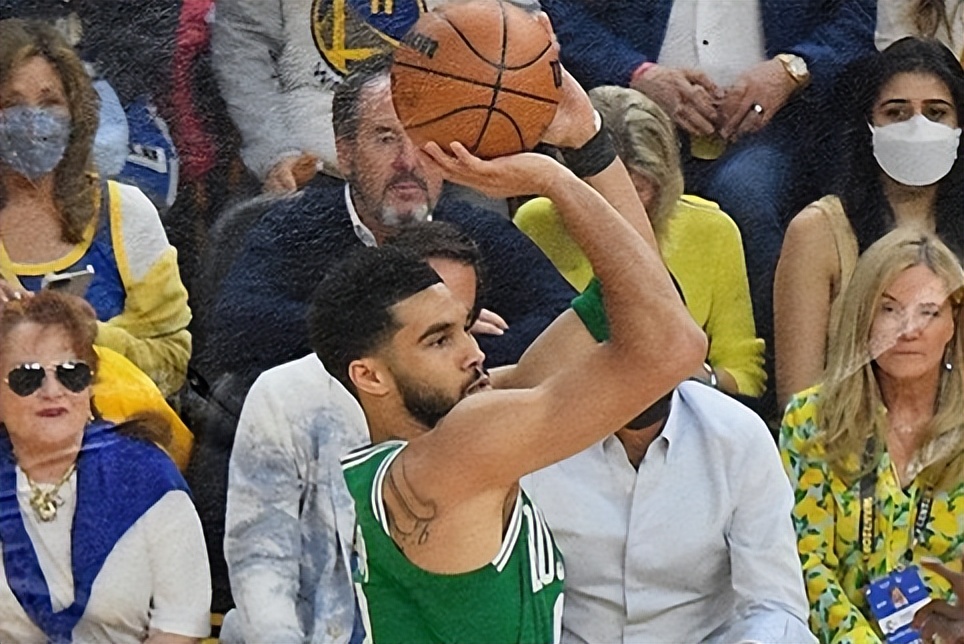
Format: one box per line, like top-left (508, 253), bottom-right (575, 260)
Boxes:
top-left (385, 454), bottom-right (437, 547)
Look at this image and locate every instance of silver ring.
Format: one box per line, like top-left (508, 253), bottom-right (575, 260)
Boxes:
top-left (752, 103), bottom-right (765, 115)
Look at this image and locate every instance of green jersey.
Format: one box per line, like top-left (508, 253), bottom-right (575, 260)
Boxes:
top-left (341, 440), bottom-right (565, 643)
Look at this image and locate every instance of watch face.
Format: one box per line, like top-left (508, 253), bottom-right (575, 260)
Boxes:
top-left (789, 58), bottom-right (807, 76)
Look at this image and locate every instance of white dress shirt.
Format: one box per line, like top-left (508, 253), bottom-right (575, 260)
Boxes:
top-left (345, 184), bottom-right (432, 248)
top-left (522, 382), bottom-right (814, 644)
top-left (658, 0), bottom-right (768, 87)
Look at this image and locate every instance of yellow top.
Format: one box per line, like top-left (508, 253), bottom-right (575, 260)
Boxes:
top-left (780, 386), bottom-right (963, 644)
top-left (92, 345), bottom-right (193, 471)
top-left (514, 195), bottom-right (765, 396)
top-left (0, 181), bottom-right (192, 395)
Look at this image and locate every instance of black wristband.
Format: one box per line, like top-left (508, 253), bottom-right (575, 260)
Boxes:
top-left (559, 114), bottom-right (618, 178)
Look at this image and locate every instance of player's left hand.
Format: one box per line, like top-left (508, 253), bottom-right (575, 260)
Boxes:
top-left (421, 141), bottom-right (560, 199)
top-left (718, 58), bottom-right (797, 142)
top-left (540, 65), bottom-right (597, 150)
top-left (470, 308), bottom-right (508, 336)
top-left (913, 557), bottom-right (964, 644)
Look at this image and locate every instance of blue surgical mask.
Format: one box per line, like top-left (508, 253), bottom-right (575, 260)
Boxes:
top-left (0, 105), bottom-right (71, 180)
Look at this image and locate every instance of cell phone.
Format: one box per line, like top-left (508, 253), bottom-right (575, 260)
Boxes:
top-left (41, 265), bottom-right (95, 298)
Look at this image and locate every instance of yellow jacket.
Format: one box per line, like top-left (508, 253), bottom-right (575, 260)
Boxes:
top-left (515, 195), bottom-right (766, 396)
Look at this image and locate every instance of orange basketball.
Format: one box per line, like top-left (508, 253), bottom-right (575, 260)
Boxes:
top-left (391, 0), bottom-right (562, 159)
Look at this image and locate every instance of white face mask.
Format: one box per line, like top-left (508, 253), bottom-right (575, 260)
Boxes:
top-left (870, 114), bottom-right (961, 186)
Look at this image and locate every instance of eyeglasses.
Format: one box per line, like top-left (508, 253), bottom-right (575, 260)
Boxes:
top-left (4, 361), bottom-right (93, 397)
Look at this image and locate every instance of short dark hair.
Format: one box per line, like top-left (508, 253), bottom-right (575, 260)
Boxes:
top-left (386, 221), bottom-right (485, 319)
top-left (308, 246), bottom-right (442, 393)
top-left (332, 53), bottom-right (394, 141)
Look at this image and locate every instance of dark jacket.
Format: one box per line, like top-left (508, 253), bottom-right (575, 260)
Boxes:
top-left (542, 0), bottom-right (876, 97)
top-left (199, 180), bottom-right (576, 391)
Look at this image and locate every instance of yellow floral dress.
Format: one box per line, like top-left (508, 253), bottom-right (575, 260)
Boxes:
top-left (780, 386), bottom-right (964, 644)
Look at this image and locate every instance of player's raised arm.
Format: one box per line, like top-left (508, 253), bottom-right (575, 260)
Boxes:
top-left (403, 78), bottom-right (706, 504)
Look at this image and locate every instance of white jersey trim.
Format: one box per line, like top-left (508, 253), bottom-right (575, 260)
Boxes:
top-left (340, 440), bottom-right (405, 471)
top-left (492, 489), bottom-right (524, 572)
top-left (371, 443), bottom-right (407, 537)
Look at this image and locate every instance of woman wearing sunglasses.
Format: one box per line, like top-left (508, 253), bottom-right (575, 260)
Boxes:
top-left (0, 291), bottom-right (210, 643)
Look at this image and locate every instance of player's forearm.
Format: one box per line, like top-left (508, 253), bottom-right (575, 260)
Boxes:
top-left (580, 155), bottom-right (659, 251)
top-left (541, 161), bottom-right (703, 364)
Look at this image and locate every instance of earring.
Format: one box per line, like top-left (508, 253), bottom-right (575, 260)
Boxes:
top-left (946, 361), bottom-right (954, 372)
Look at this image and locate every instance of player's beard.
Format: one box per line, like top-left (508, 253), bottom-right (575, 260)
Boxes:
top-left (395, 369), bottom-right (479, 430)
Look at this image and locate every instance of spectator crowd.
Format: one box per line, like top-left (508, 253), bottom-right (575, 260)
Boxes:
top-left (0, 0), bottom-right (962, 642)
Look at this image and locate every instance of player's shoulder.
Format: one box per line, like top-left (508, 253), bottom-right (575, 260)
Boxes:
top-left (341, 439), bottom-right (407, 471)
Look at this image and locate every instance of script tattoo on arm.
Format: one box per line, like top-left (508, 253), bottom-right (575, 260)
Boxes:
top-left (385, 454), bottom-right (437, 549)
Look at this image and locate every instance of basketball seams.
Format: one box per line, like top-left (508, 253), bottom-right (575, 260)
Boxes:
top-left (471, 0), bottom-right (510, 153)
top-left (405, 106), bottom-right (525, 150)
top-left (437, 14), bottom-right (503, 69)
top-left (500, 41), bottom-right (553, 71)
top-left (390, 0), bottom-right (561, 158)
top-left (392, 60), bottom-right (560, 105)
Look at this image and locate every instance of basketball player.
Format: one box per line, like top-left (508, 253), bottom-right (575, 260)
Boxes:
top-left (309, 68), bottom-right (707, 640)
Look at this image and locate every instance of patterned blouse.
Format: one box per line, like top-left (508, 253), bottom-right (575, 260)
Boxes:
top-left (780, 386), bottom-right (964, 644)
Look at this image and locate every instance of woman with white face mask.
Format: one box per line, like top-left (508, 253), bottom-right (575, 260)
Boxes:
top-left (774, 37), bottom-right (963, 410)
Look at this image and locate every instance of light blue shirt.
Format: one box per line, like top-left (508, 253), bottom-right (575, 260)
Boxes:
top-left (222, 355), bottom-right (368, 643)
top-left (523, 381), bottom-right (816, 644)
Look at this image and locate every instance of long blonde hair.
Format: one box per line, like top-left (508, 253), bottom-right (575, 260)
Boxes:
top-left (819, 228), bottom-right (964, 486)
top-left (588, 86), bottom-right (685, 241)
top-left (0, 19), bottom-right (98, 244)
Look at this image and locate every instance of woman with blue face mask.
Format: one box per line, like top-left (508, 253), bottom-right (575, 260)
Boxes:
top-left (774, 37), bottom-right (964, 410)
top-left (0, 19), bottom-right (192, 397)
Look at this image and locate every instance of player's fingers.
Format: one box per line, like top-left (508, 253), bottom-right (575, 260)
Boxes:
top-left (421, 141), bottom-right (460, 169)
top-left (477, 308), bottom-right (509, 330)
top-left (470, 321), bottom-right (505, 336)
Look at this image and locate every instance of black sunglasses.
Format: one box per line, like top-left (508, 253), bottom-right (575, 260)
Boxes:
top-left (4, 361), bottom-right (93, 397)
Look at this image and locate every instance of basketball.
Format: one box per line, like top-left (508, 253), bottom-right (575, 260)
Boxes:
top-left (391, 0), bottom-right (563, 159)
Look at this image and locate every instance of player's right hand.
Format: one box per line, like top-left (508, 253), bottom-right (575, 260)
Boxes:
top-left (630, 65), bottom-right (720, 137)
top-left (421, 141), bottom-right (561, 199)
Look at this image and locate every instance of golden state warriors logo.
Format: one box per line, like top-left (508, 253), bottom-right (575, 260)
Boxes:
top-left (312, 0), bottom-right (428, 76)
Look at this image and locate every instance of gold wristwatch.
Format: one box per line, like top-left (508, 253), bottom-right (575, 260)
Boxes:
top-left (776, 53), bottom-right (811, 88)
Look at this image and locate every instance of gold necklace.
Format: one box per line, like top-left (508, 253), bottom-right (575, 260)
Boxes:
top-left (25, 463), bottom-right (77, 522)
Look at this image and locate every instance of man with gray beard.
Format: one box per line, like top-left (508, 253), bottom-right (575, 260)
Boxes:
top-left (199, 54), bottom-right (575, 393)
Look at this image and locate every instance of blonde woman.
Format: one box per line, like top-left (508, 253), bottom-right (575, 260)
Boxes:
top-left (515, 86), bottom-right (765, 397)
top-left (779, 228), bottom-right (964, 643)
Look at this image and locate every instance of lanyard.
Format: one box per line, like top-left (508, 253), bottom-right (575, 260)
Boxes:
top-left (858, 439), bottom-right (934, 565)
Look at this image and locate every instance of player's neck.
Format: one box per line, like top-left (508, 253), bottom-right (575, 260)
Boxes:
top-left (363, 400), bottom-right (433, 444)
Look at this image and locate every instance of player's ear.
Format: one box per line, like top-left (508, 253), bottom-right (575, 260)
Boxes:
top-left (349, 358), bottom-right (391, 397)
